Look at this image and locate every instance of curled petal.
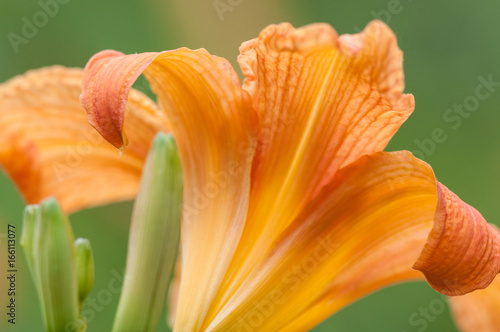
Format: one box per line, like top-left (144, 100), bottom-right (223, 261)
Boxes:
top-left (414, 183), bottom-right (500, 295)
top-left (81, 51), bottom-right (160, 150)
top-left (81, 49), bottom-right (257, 331)
top-left (0, 66), bottom-right (167, 213)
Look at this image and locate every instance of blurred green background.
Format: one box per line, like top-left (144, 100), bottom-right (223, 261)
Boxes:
top-left (1, 0), bottom-right (499, 331)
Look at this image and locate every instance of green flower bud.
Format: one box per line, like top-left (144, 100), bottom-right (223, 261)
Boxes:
top-left (21, 197), bottom-right (88, 332)
top-left (74, 238), bottom-right (95, 311)
top-left (112, 133), bottom-right (183, 332)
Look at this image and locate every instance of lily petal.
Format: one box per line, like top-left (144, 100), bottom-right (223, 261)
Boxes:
top-left (238, 20), bottom-right (413, 225)
top-left (414, 184), bottom-right (500, 295)
top-left (221, 20), bottom-right (414, 309)
top-left (207, 151), bottom-right (434, 331)
top-left (449, 275), bottom-right (500, 332)
top-left (80, 49), bottom-right (257, 331)
top-left (0, 66), bottom-right (167, 213)
top-left (203, 151), bottom-right (500, 331)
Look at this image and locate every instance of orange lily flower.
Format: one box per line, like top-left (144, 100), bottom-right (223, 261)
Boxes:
top-left (1, 21), bottom-right (499, 331)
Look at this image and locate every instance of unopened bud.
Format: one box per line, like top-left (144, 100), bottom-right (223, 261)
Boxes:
top-left (21, 197), bottom-right (88, 332)
top-left (74, 238), bottom-right (95, 310)
top-left (112, 133), bottom-right (182, 332)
